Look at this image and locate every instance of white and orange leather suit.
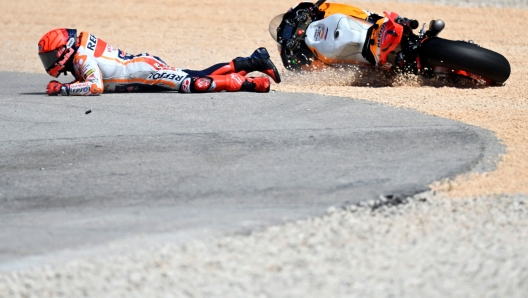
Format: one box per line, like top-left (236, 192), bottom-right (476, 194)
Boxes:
top-left (38, 29), bottom-right (281, 96)
top-left (69, 32), bottom-right (192, 95)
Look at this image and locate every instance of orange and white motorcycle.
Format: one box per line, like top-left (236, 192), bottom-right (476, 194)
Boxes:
top-left (269, 0), bottom-right (510, 85)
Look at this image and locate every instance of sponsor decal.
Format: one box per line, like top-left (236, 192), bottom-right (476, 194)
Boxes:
top-left (380, 28), bottom-right (397, 52)
top-left (377, 23), bottom-right (386, 48)
top-left (72, 82), bottom-right (90, 88)
top-left (314, 27), bottom-right (322, 41)
top-left (70, 87), bottom-right (90, 93)
top-left (67, 37), bottom-right (75, 49)
top-left (313, 26), bottom-right (326, 42)
top-left (153, 63), bottom-right (175, 71)
top-left (87, 34), bottom-right (97, 51)
top-left (147, 72), bottom-right (184, 81)
top-left (85, 69), bottom-right (95, 77)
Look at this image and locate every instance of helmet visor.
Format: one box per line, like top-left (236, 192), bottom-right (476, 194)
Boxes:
top-left (39, 50), bottom-right (60, 71)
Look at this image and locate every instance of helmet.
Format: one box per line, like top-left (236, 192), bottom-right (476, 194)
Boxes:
top-left (38, 28), bottom-right (78, 77)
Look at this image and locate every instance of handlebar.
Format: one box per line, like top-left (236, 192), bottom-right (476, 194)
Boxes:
top-left (314, 0), bottom-right (326, 8)
top-left (395, 16), bottom-right (419, 30)
top-left (277, 1), bottom-right (326, 51)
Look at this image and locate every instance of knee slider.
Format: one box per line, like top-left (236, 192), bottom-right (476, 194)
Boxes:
top-left (180, 76), bottom-right (216, 93)
top-left (193, 77), bottom-right (216, 92)
top-left (179, 76), bottom-right (215, 93)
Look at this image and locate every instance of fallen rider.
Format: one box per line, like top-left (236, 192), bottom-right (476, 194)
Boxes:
top-left (38, 28), bottom-right (281, 96)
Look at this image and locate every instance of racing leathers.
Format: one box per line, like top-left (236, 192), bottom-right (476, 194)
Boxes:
top-left (49, 32), bottom-right (281, 96)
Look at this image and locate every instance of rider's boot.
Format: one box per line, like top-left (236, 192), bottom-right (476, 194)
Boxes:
top-left (230, 48), bottom-right (281, 83)
top-left (210, 73), bottom-right (270, 93)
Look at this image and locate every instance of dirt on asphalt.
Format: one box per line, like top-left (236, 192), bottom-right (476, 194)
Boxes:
top-left (1, 0), bottom-right (526, 197)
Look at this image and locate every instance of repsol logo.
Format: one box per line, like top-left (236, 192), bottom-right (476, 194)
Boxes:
top-left (87, 34), bottom-right (97, 51)
top-left (148, 73), bottom-right (184, 81)
top-left (377, 23), bottom-right (386, 48)
top-left (71, 87), bottom-right (90, 93)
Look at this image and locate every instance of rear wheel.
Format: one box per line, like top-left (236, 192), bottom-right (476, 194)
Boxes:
top-left (419, 37), bottom-right (510, 84)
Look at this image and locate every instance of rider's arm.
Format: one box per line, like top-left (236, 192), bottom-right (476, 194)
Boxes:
top-left (46, 54), bottom-right (104, 96)
top-left (67, 53), bottom-right (104, 96)
top-left (47, 53), bottom-right (104, 96)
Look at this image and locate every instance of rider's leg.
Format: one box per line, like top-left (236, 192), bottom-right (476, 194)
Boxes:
top-left (211, 73), bottom-right (270, 92)
top-left (184, 48), bottom-right (281, 83)
top-left (188, 63), bottom-right (232, 76)
top-left (179, 73), bottom-right (270, 93)
top-left (230, 48), bottom-right (281, 83)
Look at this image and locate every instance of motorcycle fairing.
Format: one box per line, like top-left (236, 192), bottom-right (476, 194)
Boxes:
top-left (318, 3), bottom-right (370, 20)
top-left (270, 2), bottom-right (405, 71)
top-left (312, 4), bottom-right (412, 70)
top-left (305, 13), bottom-right (371, 65)
top-left (366, 12), bottom-right (404, 69)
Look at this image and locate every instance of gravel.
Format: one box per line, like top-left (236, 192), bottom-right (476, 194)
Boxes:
top-left (1, 0), bottom-right (527, 297)
top-left (360, 0), bottom-right (528, 9)
top-left (1, 191), bottom-right (527, 297)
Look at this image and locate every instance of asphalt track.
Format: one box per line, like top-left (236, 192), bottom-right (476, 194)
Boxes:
top-left (0, 72), bottom-right (503, 270)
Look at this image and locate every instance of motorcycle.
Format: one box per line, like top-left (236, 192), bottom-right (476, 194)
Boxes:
top-left (269, 1), bottom-right (511, 85)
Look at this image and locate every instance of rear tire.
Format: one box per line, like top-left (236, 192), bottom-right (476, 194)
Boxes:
top-left (419, 37), bottom-right (510, 84)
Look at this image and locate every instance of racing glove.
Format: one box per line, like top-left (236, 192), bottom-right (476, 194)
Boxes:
top-left (46, 80), bottom-right (70, 96)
